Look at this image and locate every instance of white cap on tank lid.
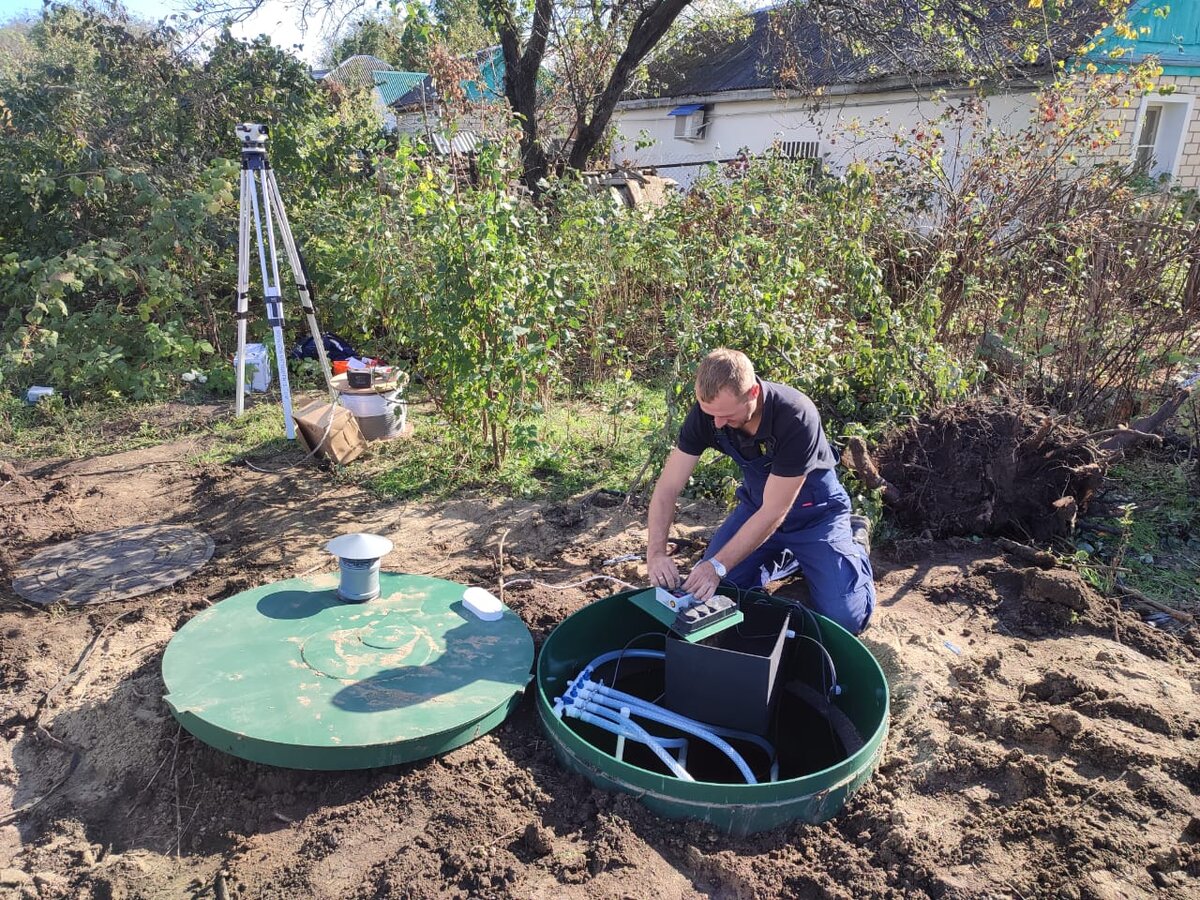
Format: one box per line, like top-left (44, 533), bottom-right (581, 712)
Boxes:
top-left (325, 533), bottom-right (394, 561)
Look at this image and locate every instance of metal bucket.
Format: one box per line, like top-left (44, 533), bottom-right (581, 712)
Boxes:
top-left (338, 391), bottom-right (407, 441)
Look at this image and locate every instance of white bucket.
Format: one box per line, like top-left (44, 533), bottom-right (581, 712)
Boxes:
top-left (235, 343), bottom-right (272, 392)
top-left (339, 389), bottom-right (404, 420)
top-left (339, 390), bottom-right (407, 441)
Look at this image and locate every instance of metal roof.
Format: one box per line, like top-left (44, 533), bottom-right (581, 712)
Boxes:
top-left (638, 2), bottom-right (1109, 100)
top-left (373, 70), bottom-right (431, 107)
top-left (391, 75), bottom-right (436, 110)
top-left (430, 132), bottom-right (480, 155)
top-left (390, 46), bottom-right (506, 110)
top-left (324, 55), bottom-right (394, 92)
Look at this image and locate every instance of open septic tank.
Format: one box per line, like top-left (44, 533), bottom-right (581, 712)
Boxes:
top-left (537, 589), bottom-right (889, 835)
top-left (162, 559), bottom-right (887, 834)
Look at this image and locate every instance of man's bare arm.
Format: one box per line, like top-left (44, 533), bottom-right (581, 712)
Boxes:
top-left (682, 472), bottom-right (806, 599)
top-left (646, 449), bottom-right (700, 587)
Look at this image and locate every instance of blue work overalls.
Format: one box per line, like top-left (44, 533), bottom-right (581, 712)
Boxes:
top-left (704, 428), bottom-right (875, 634)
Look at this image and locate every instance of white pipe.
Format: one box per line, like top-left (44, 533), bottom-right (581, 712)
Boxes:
top-left (571, 647), bottom-right (782, 782)
top-left (593, 682), bottom-right (779, 765)
top-left (575, 694), bottom-right (757, 785)
top-left (615, 706), bottom-right (628, 762)
top-left (554, 648), bottom-right (664, 716)
top-left (566, 708), bottom-right (694, 781)
top-left (582, 704), bottom-right (689, 754)
top-left (589, 687), bottom-right (780, 783)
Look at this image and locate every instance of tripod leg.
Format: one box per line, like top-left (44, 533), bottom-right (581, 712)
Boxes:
top-left (235, 171), bottom-right (253, 418)
top-left (265, 170), bottom-right (335, 396)
top-left (250, 170), bottom-right (296, 439)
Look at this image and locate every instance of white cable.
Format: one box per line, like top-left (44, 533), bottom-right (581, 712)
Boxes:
top-left (241, 392), bottom-right (344, 474)
top-left (501, 574), bottom-right (641, 592)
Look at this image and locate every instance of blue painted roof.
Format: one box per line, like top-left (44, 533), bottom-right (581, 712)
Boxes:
top-left (464, 46), bottom-right (505, 103)
top-left (391, 46), bottom-right (506, 109)
top-left (668, 104), bottom-right (704, 116)
top-left (1086, 1), bottom-right (1200, 72)
top-left (373, 71), bottom-right (431, 106)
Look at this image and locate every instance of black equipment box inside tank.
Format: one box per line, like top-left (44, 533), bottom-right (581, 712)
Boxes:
top-left (664, 599), bottom-right (791, 735)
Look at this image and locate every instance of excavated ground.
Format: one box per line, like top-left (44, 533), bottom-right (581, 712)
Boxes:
top-left (1, 424), bottom-right (1198, 899)
top-left (871, 397), bottom-right (1108, 541)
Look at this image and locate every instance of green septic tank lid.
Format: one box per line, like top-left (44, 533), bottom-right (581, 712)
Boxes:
top-left (161, 572), bottom-right (533, 770)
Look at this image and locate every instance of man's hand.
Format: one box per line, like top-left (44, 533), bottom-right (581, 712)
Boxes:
top-left (682, 559), bottom-right (721, 601)
top-left (646, 449), bottom-right (700, 591)
top-left (647, 553), bottom-right (681, 589)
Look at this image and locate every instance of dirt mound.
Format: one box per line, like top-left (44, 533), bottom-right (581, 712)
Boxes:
top-left (0, 462), bottom-right (29, 490)
top-left (848, 398), bottom-right (1107, 540)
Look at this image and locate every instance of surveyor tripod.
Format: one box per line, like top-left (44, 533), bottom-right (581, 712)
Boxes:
top-left (234, 122), bottom-right (334, 439)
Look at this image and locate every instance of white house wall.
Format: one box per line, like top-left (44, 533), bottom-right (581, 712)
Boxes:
top-left (1090, 74), bottom-right (1200, 186)
top-left (614, 74), bottom-right (1200, 191)
top-left (369, 89), bottom-right (398, 132)
top-left (611, 87), bottom-right (1042, 189)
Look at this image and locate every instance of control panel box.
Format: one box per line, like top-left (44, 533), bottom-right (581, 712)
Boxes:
top-left (665, 601), bottom-right (791, 735)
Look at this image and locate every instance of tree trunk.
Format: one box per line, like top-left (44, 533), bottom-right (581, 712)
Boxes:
top-left (567, 0), bottom-right (693, 171)
top-left (486, 0), bottom-right (554, 190)
top-left (487, 0), bottom-right (694, 182)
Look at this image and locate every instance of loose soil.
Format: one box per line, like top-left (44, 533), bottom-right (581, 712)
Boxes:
top-left (1, 424), bottom-right (1198, 899)
top-left (868, 398), bottom-right (1108, 541)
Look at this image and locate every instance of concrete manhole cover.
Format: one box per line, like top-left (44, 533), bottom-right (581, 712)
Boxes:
top-left (12, 524), bottom-right (215, 606)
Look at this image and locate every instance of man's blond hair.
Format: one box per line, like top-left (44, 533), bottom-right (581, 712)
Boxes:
top-left (695, 349), bottom-right (756, 401)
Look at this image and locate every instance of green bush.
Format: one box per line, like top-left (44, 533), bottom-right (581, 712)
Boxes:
top-left (646, 159), bottom-right (970, 434)
top-left (4, 4), bottom-right (1196, 482)
top-left (0, 5), bottom-right (377, 399)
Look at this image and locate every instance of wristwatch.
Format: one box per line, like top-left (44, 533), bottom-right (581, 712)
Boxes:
top-left (709, 557), bottom-right (727, 578)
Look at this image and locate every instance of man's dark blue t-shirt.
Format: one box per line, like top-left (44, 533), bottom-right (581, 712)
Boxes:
top-left (677, 379), bottom-right (837, 477)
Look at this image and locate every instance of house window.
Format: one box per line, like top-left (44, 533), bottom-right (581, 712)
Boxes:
top-left (1134, 105), bottom-right (1161, 172)
top-left (668, 104), bottom-right (709, 142)
top-left (1131, 96), bottom-right (1194, 179)
top-left (779, 140), bottom-right (820, 160)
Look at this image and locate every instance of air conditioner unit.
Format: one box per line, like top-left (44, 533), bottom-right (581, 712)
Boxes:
top-left (670, 105), bottom-right (709, 142)
top-left (780, 140), bottom-right (821, 160)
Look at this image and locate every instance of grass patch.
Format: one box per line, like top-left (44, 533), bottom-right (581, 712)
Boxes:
top-left (1076, 453), bottom-right (1200, 613)
top-left (365, 381), bottom-right (673, 501)
top-left (2, 380), bottom-right (743, 508)
top-left (0, 388), bottom-right (314, 466)
top-left (191, 402), bottom-right (296, 465)
top-left (0, 392), bottom-right (210, 460)
top-left (362, 380), bottom-right (750, 504)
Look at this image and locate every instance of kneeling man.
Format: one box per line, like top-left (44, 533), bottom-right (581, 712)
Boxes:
top-left (646, 349), bottom-right (875, 634)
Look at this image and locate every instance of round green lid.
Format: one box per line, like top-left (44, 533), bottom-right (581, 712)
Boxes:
top-left (162, 572), bottom-right (533, 770)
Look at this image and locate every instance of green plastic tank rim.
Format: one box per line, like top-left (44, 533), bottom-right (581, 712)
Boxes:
top-left (175, 693), bottom-right (524, 771)
top-left (536, 588), bottom-right (890, 833)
